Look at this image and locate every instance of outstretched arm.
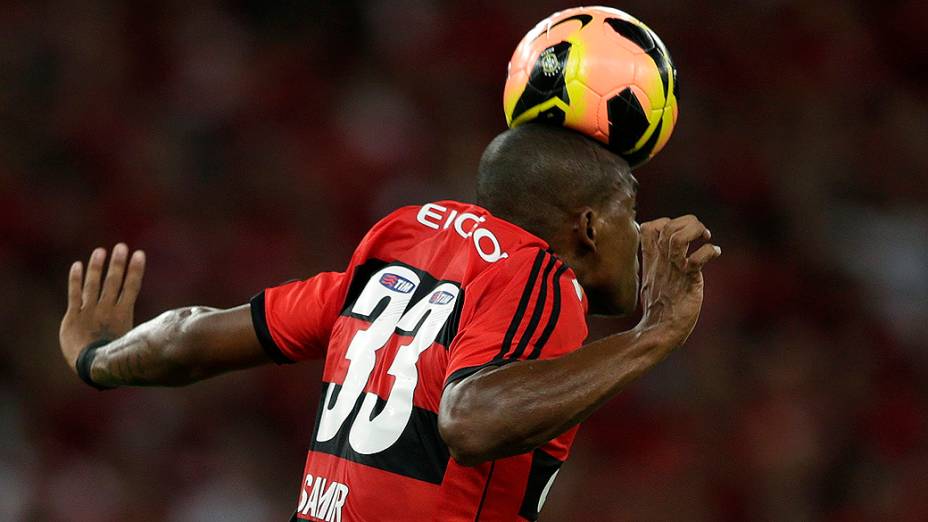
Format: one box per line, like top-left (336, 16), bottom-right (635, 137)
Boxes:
top-left (59, 244), bottom-right (269, 388)
top-left (439, 216), bottom-right (721, 465)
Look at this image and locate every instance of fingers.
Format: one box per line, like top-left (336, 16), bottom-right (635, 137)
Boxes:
top-left (67, 261), bottom-right (83, 311)
top-left (642, 215), bottom-right (716, 271)
top-left (81, 247), bottom-right (106, 307)
top-left (668, 220), bottom-right (710, 270)
top-left (686, 243), bottom-right (722, 272)
top-left (99, 243), bottom-right (129, 305)
top-left (640, 218), bottom-right (670, 253)
top-left (652, 215), bottom-right (704, 267)
top-left (74, 244), bottom-right (145, 310)
top-left (118, 250), bottom-right (146, 307)
top-left (659, 215), bottom-right (704, 248)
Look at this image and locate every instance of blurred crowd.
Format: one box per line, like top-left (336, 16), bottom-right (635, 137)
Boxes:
top-left (2, 0), bottom-right (926, 520)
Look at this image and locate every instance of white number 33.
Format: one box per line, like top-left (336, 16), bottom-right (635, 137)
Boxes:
top-left (315, 265), bottom-right (459, 454)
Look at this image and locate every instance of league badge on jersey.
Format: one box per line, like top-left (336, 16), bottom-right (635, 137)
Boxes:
top-left (379, 273), bottom-right (415, 293)
top-left (429, 290), bottom-right (456, 305)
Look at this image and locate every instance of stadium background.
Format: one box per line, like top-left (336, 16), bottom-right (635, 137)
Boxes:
top-left (2, 0), bottom-right (927, 520)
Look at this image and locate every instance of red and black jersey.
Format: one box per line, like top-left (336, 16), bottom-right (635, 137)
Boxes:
top-left (251, 201), bottom-right (589, 521)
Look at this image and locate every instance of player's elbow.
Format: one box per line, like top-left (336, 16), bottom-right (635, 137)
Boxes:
top-left (439, 414), bottom-right (495, 467)
top-left (438, 383), bottom-right (498, 466)
top-left (449, 447), bottom-right (491, 468)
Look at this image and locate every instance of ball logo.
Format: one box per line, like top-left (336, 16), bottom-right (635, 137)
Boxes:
top-left (429, 290), bottom-right (455, 305)
top-left (379, 273), bottom-right (415, 294)
top-left (540, 47), bottom-right (561, 77)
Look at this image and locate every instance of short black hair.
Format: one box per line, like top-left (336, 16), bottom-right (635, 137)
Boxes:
top-left (476, 123), bottom-right (636, 241)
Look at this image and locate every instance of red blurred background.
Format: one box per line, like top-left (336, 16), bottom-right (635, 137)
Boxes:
top-left (2, 0), bottom-right (927, 520)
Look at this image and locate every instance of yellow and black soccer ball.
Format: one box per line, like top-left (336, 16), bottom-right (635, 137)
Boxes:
top-left (504, 6), bottom-right (679, 169)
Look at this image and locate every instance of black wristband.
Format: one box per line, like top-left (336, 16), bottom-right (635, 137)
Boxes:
top-left (76, 339), bottom-right (115, 391)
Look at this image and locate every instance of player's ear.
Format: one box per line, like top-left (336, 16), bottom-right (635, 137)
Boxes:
top-left (575, 207), bottom-right (597, 253)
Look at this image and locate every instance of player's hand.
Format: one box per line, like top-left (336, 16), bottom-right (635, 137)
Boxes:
top-left (637, 215), bottom-right (720, 349)
top-left (59, 244), bottom-right (146, 371)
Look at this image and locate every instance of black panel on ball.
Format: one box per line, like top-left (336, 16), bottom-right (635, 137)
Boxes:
top-left (604, 18), bottom-right (671, 102)
top-left (510, 41), bottom-right (572, 122)
top-left (604, 17), bottom-right (655, 51)
top-left (621, 119), bottom-right (663, 170)
top-left (532, 14), bottom-right (594, 42)
top-left (550, 13), bottom-right (593, 31)
top-left (606, 87), bottom-right (650, 153)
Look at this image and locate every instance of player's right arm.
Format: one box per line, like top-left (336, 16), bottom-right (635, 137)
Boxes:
top-left (58, 244), bottom-right (269, 388)
top-left (439, 216), bottom-right (721, 465)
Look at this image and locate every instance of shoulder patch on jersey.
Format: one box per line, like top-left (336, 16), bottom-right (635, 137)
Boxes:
top-left (571, 278), bottom-right (584, 302)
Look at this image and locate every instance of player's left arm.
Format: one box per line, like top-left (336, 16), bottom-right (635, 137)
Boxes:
top-left (58, 244), bottom-right (270, 388)
top-left (439, 216), bottom-right (720, 465)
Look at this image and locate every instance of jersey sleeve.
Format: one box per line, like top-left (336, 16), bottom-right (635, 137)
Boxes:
top-left (250, 271), bottom-right (349, 363)
top-left (444, 249), bottom-right (589, 385)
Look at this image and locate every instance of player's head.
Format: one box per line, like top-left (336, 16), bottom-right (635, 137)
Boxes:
top-left (477, 123), bottom-right (640, 316)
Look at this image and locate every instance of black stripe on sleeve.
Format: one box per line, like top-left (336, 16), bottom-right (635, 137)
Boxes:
top-left (507, 254), bottom-right (558, 361)
top-left (443, 359), bottom-right (516, 388)
top-left (249, 291), bottom-right (295, 365)
top-left (526, 263), bottom-right (568, 360)
top-left (493, 249), bottom-right (547, 361)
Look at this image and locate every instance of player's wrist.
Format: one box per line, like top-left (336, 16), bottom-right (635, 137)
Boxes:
top-left (75, 339), bottom-right (116, 391)
top-left (630, 320), bottom-right (678, 356)
top-left (637, 302), bottom-right (696, 349)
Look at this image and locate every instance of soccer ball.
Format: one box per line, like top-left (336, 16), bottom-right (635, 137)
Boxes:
top-left (503, 6), bottom-right (679, 169)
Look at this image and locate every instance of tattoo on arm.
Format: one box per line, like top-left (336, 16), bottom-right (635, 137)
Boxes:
top-left (84, 305), bottom-right (265, 388)
top-left (90, 310), bottom-right (192, 387)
